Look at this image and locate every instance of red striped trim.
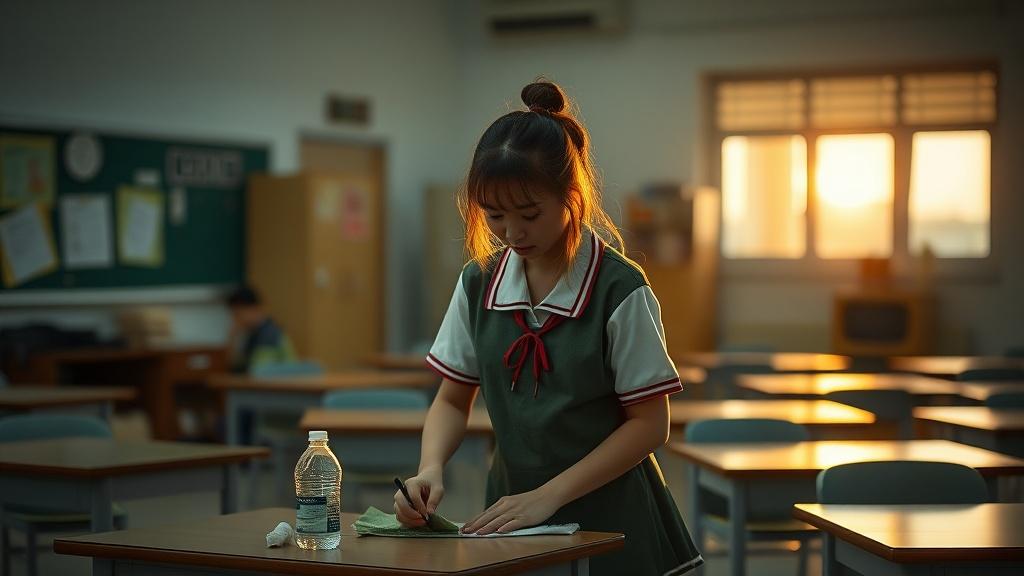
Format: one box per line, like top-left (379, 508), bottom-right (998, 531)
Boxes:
top-left (484, 248), bottom-right (512, 310)
top-left (534, 234), bottom-right (604, 318)
top-left (618, 377), bottom-right (683, 406)
top-left (425, 354), bottom-right (480, 386)
top-left (571, 235), bottom-right (604, 317)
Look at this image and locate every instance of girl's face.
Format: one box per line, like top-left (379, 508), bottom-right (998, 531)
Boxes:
top-left (481, 186), bottom-right (569, 264)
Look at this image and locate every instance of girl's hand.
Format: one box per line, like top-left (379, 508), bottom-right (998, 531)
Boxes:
top-left (393, 467), bottom-right (444, 527)
top-left (461, 486), bottom-right (563, 535)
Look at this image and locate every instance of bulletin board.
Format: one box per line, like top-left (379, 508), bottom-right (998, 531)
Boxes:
top-left (0, 124), bottom-right (269, 291)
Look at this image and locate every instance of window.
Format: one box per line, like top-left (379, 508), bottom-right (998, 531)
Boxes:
top-left (713, 67), bottom-right (995, 262)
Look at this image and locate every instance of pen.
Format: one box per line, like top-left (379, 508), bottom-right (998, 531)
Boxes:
top-left (394, 477), bottom-right (430, 522)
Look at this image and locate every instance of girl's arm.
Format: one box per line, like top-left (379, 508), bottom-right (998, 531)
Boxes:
top-left (462, 395), bottom-right (670, 534)
top-left (394, 378), bottom-right (478, 526)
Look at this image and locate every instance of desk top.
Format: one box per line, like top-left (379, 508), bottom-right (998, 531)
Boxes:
top-left (793, 503), bottom-right (1024, 563)
top-left (737, 373), bottom-right (962, 397)
top-left (54, 508), bottom-right (624, 576)
top-left (37, 345), bottom-right (225, 364)
top-left (958, 381), bottom-right (1024, 402)
top-left (0, 386), bottom-right (136, 409)
top-left (365, 353), bottom-right (429, 370)
top-left (914, 407), bottom-right (1024, 432)
top-left (300, 408), bottom-right (494, 436)
top-left (889, 356), bottom-right (1024, 378)
top-left (208, 370), bottom-right (439, 392)
top-left (668, 400), bottom-right (874, 427)
top-left (0, 438), bottom-right (268, 478)
top-left (677, 352), bottom-right (851, 372)
top-left (667, 439), bottom-right (1024, 479)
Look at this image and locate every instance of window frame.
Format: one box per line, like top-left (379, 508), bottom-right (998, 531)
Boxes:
top-left (705, 62), bottom-right (999, 281)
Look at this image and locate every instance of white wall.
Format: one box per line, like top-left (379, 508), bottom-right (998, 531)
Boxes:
top-left (0, 0), bottom-right (461, 350)
top-left (449, 0), bottom-right (1024, 353)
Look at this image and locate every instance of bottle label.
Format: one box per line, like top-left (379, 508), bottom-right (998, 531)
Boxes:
top-left (295, 496), bottom-right (339, 534)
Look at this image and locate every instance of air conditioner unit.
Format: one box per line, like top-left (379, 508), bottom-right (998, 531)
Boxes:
top-left (484, 0), bottom-right (625, 35)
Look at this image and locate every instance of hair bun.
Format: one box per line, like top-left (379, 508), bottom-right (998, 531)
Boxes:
top-left (521, 81), bottom-right (567, 114)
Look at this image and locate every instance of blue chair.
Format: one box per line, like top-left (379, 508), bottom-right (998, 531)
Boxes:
top-left (824, 389), bottom-right (915, 439)
top-left (320, 389), bottom-right (430, 511)
top-left (685, 418), bottom-right (814, 576)
top-left (817, 460), bottom-right (988, 504)
top-left (249, 360), bottom-right (325, 378)
top-left (0, 415), bottom-right (127, 576)
top-left (986, 392), bottom-right (1024, 408)
top-left (956, 368), bottom-right (1024, 382)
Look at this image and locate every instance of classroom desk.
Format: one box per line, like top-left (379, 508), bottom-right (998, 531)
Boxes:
top-left (793, 503), bottom-right (1024, 575)
top-left (889, 355), bottom-right (1024, 379)
top-left (0, 385), bottom-right (135, 420)
top-left (677, 352), bottom-right (852, 372)
top-left (365, 352), bottom-right (430, 370)
top-left (667, 399), bottom-right (876, 440)
top-left (209, 370), bottom-right (440, 446)
top-left (915, 406), bottom-right (1024, 458)
top-left (16, 345), bottom-right (227, 440)
top-left (666, 439), bottom-right (1024, 576)
top-left (54, 507), bottom-right (624, 576)
top-left (958, 381), bottom-right (1024, 402)
top-left (736, 373), bottom-right (964, 400)
top-left (0, 438), bottom-right (267, 532)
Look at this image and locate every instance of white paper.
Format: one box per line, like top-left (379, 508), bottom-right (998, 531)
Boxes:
top-left (60, 194), bottom-right (112, 269)
top-left (0, 204), bottom-right (56, 285)
top-left (460, 523), bottom-right (580, 538)
top-left (123, 196), bottom-right (160, 261)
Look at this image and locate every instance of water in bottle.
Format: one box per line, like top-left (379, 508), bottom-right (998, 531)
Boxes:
top-left (294, 430), bottom-right (342, 550)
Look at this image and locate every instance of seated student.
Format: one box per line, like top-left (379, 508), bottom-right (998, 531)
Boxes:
top-left (226, 286), bottom-right (296, 373)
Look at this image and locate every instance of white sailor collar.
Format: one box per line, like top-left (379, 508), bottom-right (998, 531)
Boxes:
top-left (484, 229), bottom-right (604, 318)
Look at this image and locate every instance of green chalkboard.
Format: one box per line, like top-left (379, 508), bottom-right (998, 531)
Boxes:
top-left (0, 124), bottom-right (269, 291)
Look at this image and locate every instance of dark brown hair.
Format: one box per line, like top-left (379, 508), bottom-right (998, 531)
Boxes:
top-left (459, 79), bottom-right (623, 273)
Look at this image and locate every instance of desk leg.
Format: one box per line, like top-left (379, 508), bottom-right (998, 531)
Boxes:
top-left (90, 478), bottom-right (113, 532)
top-left (93, 558), bottom-right (113, 576)
top-left (226, 392), bottom-right (240, 446)
top-left (687, 464), bottom-right (703, 549)
top-left (223, 464), bottom-right (239, 514)
top-left (571, 558), bottom-right (589, 576)
top-left (822, 533), bottom-right (838, 576)
top-left (728, 480), bottom-right (747, 576)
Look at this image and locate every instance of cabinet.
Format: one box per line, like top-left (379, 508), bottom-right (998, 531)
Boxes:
top-left (247, 173), bottom-right (383, 369)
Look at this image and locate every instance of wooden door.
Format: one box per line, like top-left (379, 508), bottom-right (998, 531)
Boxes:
top-left (300, 138), bottom-right (385, 369)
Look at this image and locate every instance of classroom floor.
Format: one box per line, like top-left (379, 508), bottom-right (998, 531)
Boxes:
top-left (2, 451), bottom-right (821, 576)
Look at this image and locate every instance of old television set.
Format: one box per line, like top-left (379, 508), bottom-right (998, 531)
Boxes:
top-left (832, 291), bottom-right (933, 357)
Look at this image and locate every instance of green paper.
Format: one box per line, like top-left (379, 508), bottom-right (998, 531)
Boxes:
top-left (352, 506), bottom-right (462, 537)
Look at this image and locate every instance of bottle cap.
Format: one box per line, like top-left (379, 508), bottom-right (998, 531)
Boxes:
top-left (308, 430), bottom-right (328, 441)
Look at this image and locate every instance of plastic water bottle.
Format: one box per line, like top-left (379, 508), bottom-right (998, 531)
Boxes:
top-left (294, 430), bottom-right (342, 550)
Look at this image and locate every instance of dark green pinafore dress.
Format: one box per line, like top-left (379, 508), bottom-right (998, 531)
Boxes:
top-left (462, 246), bottom-right (703, 576)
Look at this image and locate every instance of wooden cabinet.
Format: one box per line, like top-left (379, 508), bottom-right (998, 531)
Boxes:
top-left (247, 173), bottom-right (383, 369)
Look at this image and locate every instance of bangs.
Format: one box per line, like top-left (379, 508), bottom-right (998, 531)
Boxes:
top-left (468, 149), bottom-right (555, 211)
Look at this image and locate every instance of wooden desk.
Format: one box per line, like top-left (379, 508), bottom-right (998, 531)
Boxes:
top-left (17, 345), bottom-right (227, 440)
top-left (666, 439), bottom-right (1024, 576)
top-left (915, 406), bottom-right (1024, 458)
top-left (55, 507), bottom-right (624, 576)
top-left (0, 438), bottom-right (267, 531)
top-left (678, 352), bottom-right (852, 372)
top-left (668, 400), bottom-right (875, 440)
top-left (209, 371), bottom-right (440, 446)
top-left (737, 373), bottom-right (963, 399)
top-left (365, 352), bottom-right (429, 370)
top-left (958, 381), bottom-right (1024, 402)
top-left (889, 356), bottom-right (1024, 379)
top-left (793, 503), bottom-right (1024, 575)
top-left (0, 385), bottom-right (135, 420)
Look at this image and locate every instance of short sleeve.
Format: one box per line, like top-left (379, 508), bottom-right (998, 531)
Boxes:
top-left (607, 286), bottom-right (683, 406)
top-left (425, 271), bottom-right (480, 386)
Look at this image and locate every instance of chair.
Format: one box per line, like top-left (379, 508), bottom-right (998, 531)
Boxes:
top-left (817, 460), bottom-right (988, 504)
top-left (1004, 346), bottom-right (1024, 358)
top-left (685, 418), bottom-right (814, 576)
top-left (321, 389), bottom-right (430, 511)
top-left (956, 368), bottom-right (1024, 382)
top-left (0, 415), bottom-right (127, 576)
top-left (986, 392), bottom-right (1024, 408)
top-left (247, 361), bottom-right (325, 506)
top-left (824, 389), bottom-right (915, 439)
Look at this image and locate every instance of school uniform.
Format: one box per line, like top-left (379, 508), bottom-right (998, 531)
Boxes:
top-left (427, 229), bottom-right (703, 576)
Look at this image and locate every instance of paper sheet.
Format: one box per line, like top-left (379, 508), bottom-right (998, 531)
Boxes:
top-left (117, 186), bottom-right (164, 267)
top-left (60, 194), bottom-right (113, 269)
top-left (0, 202), bottom-right (58, 286)
top-left (352, 506), bottom-right (579, 538)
